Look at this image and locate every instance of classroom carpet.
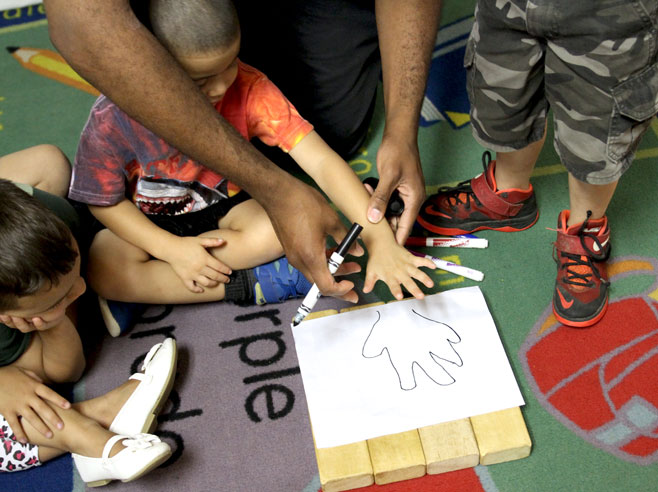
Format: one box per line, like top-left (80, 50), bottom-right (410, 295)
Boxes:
top-left (1, 2), bottom-right (657, 491)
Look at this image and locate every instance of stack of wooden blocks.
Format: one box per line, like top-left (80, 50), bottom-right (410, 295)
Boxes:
top-left (305, 303), bottom-right (532, 492)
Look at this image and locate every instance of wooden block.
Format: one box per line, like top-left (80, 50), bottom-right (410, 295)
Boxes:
top-left (340, 301), bottom-right (385, 313)
top-left (367, 430), bottom-right (426, 485)
top-left (315, 440), bottom-right (375, 492)
top-left (418, 419), bottom-right (480, 474)
top-left (306, 308), bottom-right (374, 492)
top-left (304, 309), bottom-right (339, 322)
top-left (470, 407), bottom-right (532, 465)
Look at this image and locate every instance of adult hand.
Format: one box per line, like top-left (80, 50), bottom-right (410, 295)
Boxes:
top-left (0, 366), bottom-right (71, 443)
top-left (162, 236), bottom-right (230, 293)
top-left (264, 178), bottom-right (363, 303)
top-left (367, 131), bottom-right (425, 245)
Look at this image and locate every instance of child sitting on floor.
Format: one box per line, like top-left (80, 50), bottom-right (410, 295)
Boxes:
top-left (0, 152), bottom-right (176, 486)
top-left (70, 0), bottom-right (435, 335)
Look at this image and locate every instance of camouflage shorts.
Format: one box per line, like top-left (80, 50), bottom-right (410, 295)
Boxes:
top-left (465, 0), bottom-right (658, 184)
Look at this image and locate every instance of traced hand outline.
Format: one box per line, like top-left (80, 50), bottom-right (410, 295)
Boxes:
top-left (362, 308), bottom-right (463, 390)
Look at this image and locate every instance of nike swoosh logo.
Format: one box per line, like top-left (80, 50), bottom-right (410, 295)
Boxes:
top-left (592, 238), bottom-right (609, 252)
top-left (423, 204), bottom-right (450, 218)
top-left (557, 289), bottom-right (574, 309)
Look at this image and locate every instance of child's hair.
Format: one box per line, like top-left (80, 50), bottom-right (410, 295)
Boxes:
top-left (149, 0), bottom-right (240, 57)
top-left (0, 179), bottom-right (78, 311)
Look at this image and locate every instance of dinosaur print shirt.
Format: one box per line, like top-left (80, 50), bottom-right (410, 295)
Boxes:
top-left (70, 61), bottom-right (313, 215)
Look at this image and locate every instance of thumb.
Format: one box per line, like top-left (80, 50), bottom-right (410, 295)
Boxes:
top-left (199, 237), bottom-right (225, 248)
top-left (367, 182), bottom-right (394, 224)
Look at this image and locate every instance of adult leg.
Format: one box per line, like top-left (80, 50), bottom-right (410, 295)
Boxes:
top-left (236, 0), bottom-right (380, 158)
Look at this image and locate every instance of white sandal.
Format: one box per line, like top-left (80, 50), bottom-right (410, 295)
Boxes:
top-left (110, 338), bottom-right (177, 435)
top-left (72, 433), bottom-right (171, 487)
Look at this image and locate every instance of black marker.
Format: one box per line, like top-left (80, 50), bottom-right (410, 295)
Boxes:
top-left (291, 223), bottom-right (363, 328)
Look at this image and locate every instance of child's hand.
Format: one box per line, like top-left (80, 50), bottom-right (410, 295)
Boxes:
top-left (362, 243), bottom-right (435, 300)
top-left (0, 366), bottom-right (71, 443)
top-left (0, 314), bottom-right (66, 333)
top-left (163, 236), bottom-right (231, 293)
top-left (0, 314), bottom-right (39, 333)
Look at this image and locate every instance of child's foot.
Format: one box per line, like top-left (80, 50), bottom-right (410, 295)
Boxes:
top-left (98, 297), bottom-right (147, 337)
top-left (109, 338), bottom-right (177, 435)
top-left (72, 433), bottom-right (171, 487)
top-left (417, 151), bottom-right (539, 235)
top-left (253, 258), bottom-right (312, 305)
top-left (553, 210), bottom-right (611, 328)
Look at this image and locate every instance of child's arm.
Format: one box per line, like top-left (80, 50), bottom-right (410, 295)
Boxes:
top-left (289, 131), bottom-right (435, 299)
top-left (90, 199), bottom-right (231, 293)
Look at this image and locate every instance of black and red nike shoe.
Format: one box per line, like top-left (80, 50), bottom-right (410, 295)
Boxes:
top-left (553, 210), bottom-right (611, 328)
top-left (417, 151), bottom-right (538, 235)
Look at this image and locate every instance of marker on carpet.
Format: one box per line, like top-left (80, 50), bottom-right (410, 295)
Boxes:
top-left (409, 250), bottom-right (484, 282)
top-left (291, 222), bottom-right (363, 328)
top-left (405, 236), bottom-right (488, 248)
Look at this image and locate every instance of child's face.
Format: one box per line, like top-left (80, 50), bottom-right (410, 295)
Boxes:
top-left (178, 37), bottom-right (241, 105)
top-left (2, 244), bottom-right (86, 326)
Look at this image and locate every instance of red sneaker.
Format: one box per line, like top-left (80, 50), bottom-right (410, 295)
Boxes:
top-left (553, 210), bottom-right (611, 328)
top-left (418, 151), bottom-right (538, 235)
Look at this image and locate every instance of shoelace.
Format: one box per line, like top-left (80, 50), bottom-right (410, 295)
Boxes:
top-left (557, 211), bottom-right (611, 288)
top-left (435, 151), bottom-right (492, 209)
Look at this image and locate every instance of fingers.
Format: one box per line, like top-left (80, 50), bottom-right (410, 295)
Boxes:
top-left (184, 279), bottom-right (204, 293)
top-left (30, 316), bottom-right (47, 331)
top-left (19, 407), bottom-right (54, 440)
top-left (395, 208), bottom-right (417, 245)
top-left (35, 383), bottom-right (71, 411)
top-left (5, 414), bottom-right (30, 444)
top-left (367, 179), bottom-right (396, 224)
top-left (6, 315), bottom-right (36, 333)
top-left (333, 279), bottom-right (359, 304)
top-left (334, 260), bottom-right (361, 277)
top-left (199, 237), bottom-right (226, 249)
top-left (199, 238), bottom-right (231, 272)
top-left (199, 266), bottom-right (230, 285)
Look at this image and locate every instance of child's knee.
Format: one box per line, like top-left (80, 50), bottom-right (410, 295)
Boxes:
top-left (31, 145), bottom-right (72, 196)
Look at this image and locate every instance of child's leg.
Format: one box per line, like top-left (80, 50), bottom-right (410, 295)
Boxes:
top-left (567, 174), bottom-right (618, 226)
top-left (494, 127), bottom-right (546, 191)
top-left (0, 145), bottom-right (71, 197)
top-left (0, 412), bottom-right (60, 470)
top-left (212, 198), bottom-right (283, 269)
top-left (16, 403), bottom-right (127, 460)
top-left (89, 199), bottom-right (285, 304)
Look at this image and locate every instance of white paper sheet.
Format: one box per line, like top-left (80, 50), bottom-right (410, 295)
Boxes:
top-left (292, 286), bottom-right (525, 448)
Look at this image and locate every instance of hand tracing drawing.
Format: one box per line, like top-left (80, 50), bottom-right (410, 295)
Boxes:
top-left (362, 308), bottom-right (463, 390)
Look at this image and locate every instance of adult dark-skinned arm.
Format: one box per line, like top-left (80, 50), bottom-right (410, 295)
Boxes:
top-left (368, 0), bottom-right (442, 244)
top-left (43, 0), bottom-right (360, 301)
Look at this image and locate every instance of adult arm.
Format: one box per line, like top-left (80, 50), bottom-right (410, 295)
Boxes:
top-left (43, 0), bottom-right (355, 300)
top-left (367, 0), bottom-right (442, 244)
